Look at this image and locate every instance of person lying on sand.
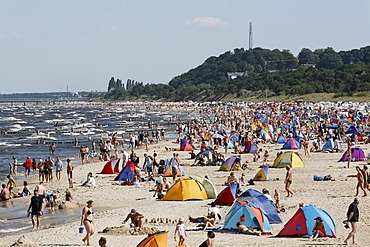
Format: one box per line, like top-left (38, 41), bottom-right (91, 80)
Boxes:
top-left (236, 222), bottom-right (261, 236)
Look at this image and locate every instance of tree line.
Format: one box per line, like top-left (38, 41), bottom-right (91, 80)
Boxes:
top-left (104, 46), bottom-right (370, 101)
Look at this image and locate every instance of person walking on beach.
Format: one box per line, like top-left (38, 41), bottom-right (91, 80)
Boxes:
top-left (27, 190), bottom-right (43, 231)
top-left (24, 156), bottom-right (32, 178)
top-left (347, 166), bottom-right (367, 197)
top-left (67, 158), bottom-right (74, 189)
top-left (284, 165), bottom-right (293, 197)
top-left (81, 200), bottom-right (94, 246)
top-left (344, 197), bottom-right (360, 245)
top-left (174, 217), bottom-right (187, 247)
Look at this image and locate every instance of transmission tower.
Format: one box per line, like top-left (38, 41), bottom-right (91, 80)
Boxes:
top-left (249, 22), bottom-right (253, 50)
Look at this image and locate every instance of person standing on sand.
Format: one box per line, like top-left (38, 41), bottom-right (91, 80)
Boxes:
top-left (344, 197), bottom-right (360, 245)
top-left (346, 137), bottom-right (352, 168)
top-left (37, 159), bottom-right (45, 183)
top-left (81, 200), bottom-right (94, 246)
top-left (27, 190), bottom-right (43, 231)
top-left (67, 158), bottom-right (74, 189)
top-left (284, 165), bottom-right (293, 197)
top-left (12, 156), bottom-right (18, 175)
top-left (55, 156), bottom-right (63, 181)
top-left (362, 165), bottom-right (370, 191)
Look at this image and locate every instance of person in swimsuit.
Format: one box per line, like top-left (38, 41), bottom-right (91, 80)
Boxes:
top-left (0, 184), bottom-right (10, 200)
top-left (123, 208), bottom-right (144, 229)
top-left (67, 158), bottom-right (74, 189)
top-left (284, 165), bottom-right (293, 197)
top-left (199, 231), bottom-right (215, 247)
top-left (81, 200), bottom-right (94, 246)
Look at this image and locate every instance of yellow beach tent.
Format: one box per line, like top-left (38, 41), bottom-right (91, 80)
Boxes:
top-left (162, 177), bottom-right (208, 201)
top-left (272, 151), bottom-right (304, 168)
top-left (137, 231), bottom-right (168, 247)
top-left (253, 166), bottom-right (269, 181)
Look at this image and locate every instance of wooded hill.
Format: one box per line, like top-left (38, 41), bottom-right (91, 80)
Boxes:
top-left (104, 46), bottom-right (370, 101)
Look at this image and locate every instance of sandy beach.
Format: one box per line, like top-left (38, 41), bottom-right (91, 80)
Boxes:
top-left (1, 138), bottom-right (370, 247)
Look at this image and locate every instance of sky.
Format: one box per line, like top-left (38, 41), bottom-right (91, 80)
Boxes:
top-left (0, 0), bottom-right (369, 93)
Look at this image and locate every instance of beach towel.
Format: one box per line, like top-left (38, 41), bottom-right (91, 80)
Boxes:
top-left (185, 225), bottom-right (222, 231)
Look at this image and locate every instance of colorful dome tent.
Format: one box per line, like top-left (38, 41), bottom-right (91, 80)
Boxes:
top-left (259, 129), bottom-right (273, 141)
top-left (244, 139), bottom-right (258, 153)
top-left (282, 138), bottom-right (300, 150)
top-left (137, 231), bottom-right (168, 247)
top-left (114, 161), bottom-right (136, 181)
top-left (345, 126), bottom-right (360, 134)
top-left (163, 159), bottom-right (185, 177)
top-left (338, 147), bottom-right (366, 162)
top-left (219, 156), bottom-right (241, 171)
top-left (100, 158), bottom-right (120, 174)
top-left (272, 151), bottom-right (304, 168)
top-left (179, 138), bottom-right (194, 151)
top-left (214, 184), bottom-right (238, 206)
top-left (223, 201), bottom-right (272, 233)
top-left (202, 178), bottom-right (217, 199)
top-left (236, 189), bottom-right (282, 224)
top-left (276, 134), bottom-right (287, 144)
top-left (322, 139), bottom-right (334, 151)
top-left (162, 177), bottom-right (208, 201)
top-left (322, 139), bottom-right (342, 152)
top-left (253, 166), bottom-right (269, 181)
top-left (277, 206), bottom-right (336, 238)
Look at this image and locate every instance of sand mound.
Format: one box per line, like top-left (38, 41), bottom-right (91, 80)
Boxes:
top-left (10, 235), bottom-right (41, 247)
top-left (100, 226), bottom-right (159, 236)
top-left (58, 201), bottom-right (80, 209)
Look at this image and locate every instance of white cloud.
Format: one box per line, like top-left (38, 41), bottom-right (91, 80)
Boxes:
top-left (101, 26), bottom-right (119, 34)
top-left (185, 17), bottom-right (229, 28)
top-left (0, 32), bottom-right (21, 41)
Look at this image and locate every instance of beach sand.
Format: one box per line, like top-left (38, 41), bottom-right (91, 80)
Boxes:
top-left (1, 140), bottom-right (370, 247)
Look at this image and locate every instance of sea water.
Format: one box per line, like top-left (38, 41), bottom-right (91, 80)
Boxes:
top-left (0, 98), bottom-right (199, 237)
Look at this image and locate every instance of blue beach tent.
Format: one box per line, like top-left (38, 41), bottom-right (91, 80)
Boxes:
top-left (236, 189), bottom-right (282, 224)
top-left (223, 201), bottom-right (272, 233)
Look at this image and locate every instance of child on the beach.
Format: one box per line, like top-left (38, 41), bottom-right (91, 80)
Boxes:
top-left (240, 173), bottom-right (247, 186)
top-left (174, 217), bottom-right (187, 247)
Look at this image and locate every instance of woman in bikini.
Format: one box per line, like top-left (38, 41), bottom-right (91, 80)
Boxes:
top-left (81, 200), bottom-right (94, 246)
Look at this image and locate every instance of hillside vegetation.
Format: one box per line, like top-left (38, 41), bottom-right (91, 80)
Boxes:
top-left (104, 46), bottom-right (370, 102)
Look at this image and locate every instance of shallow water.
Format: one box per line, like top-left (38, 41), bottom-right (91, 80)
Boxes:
top-left (0, 99), bottom-right (200, 236)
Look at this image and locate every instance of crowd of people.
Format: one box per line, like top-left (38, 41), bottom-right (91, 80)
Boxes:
top-left (1, 101), bottom-right (370, 246)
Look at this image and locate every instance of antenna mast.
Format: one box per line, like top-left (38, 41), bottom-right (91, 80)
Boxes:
top-left (249, 22), bottom-right (253, 50)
